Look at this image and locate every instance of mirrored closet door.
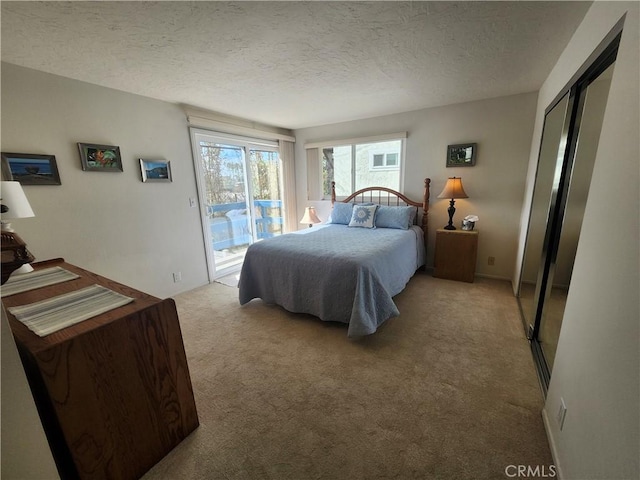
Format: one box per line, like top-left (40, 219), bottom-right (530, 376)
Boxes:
top-left (518, 30), bottom-right (620, 392)
top-left (518, 92), bottom-right (571, 335)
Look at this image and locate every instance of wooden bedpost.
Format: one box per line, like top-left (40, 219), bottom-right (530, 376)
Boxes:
top-left (331, 181), bottom-right (336, 205)
top-left (423, 178), bottom-right (431, 250)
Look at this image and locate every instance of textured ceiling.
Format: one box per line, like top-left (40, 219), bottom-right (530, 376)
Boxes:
top-left (1, 1), bottom-right (591, 129)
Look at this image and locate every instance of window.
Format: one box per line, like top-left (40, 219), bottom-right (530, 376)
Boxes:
top-left (190, 129), bottom-right (285, 279)
top-left (307, 133), bottom-right (405, 200)
top-left (371, 152), bottom-right (399, 170)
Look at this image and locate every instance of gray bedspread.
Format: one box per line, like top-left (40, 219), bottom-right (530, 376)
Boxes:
top-left (238, 224), bottom-right (425, 336)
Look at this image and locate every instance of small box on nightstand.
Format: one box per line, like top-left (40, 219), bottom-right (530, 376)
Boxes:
top-left (434, 228), bottom-right (479, 282)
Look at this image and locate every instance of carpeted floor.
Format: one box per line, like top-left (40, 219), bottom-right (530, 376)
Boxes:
top-left (142, 272), bottom-right (552, 480)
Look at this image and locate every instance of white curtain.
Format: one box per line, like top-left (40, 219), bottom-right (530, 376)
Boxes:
top-left (305, 147), bottom-right (321, 201)
top-left (279, 140), bottom-right (297, 232)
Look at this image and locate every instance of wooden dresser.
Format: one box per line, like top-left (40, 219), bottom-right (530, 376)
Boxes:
top-left (2, 259), bottom-right (199, 480)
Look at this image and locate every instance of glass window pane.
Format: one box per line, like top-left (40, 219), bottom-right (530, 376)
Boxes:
top-left (250, 149), bottom-right (284, 238)
top-left (323, 146), bottom-right (352, 197)
top-left (321, 138), bottom-right (403, 198)
top-left (355, 140), bottom-right (401, 191)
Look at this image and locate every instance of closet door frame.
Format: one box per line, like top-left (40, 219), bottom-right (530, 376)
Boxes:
top-left (519, 22), bottom-right (623, 393)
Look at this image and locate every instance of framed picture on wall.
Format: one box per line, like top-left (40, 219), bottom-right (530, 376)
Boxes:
top-left (139, 159), bottom-right (172, 183)
top-left (78, 143), bottom-right (123, 172)
top-left (1, 152), bottom-right (62, 185)
top-left (446, 143), bottom-right (477, 167)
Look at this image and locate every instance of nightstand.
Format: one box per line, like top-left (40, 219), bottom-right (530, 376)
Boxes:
top-left (434, 228), bottom-right (479, 282)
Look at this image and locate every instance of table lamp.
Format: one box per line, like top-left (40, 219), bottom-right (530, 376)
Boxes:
top-left (437, 177), bottom-right (468, 230)
top-left (300, 206), bottom-right (321, 228)
top-left (1, 181), bottom-right (35, 232)
top-left (1, 181), bottom-right (36, 273)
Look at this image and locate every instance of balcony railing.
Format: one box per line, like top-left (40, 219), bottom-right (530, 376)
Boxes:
top-left (207, 200), bottom-right (283, 251)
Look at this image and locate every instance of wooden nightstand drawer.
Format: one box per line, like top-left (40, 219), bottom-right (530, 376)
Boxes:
top-left (434, 228), bottom-right (479, 282)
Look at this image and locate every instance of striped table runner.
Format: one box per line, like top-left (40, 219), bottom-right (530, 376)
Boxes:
top-left (8, 284), bottom-right (134, 337)
top-left (1, 266), bottom-right (80, 297)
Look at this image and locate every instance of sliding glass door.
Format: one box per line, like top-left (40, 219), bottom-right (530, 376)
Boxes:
top-left (191, 129), bottom-right (284, 280)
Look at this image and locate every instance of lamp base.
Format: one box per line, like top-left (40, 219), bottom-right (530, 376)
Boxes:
top-left (444, 199), bottom-right (457, 230)
top-left (12, 263), bottom-right (34, 275)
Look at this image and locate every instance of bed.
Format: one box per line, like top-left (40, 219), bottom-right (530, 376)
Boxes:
top-left (238, 179), bottom-right (431, 336)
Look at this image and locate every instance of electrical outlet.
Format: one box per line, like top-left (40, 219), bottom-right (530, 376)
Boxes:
top-left (557, 397), bottom-right (567, 430)
top-left (173, 272), bottom-right (182, 283)
top-left (488, 256), bottom-right (495, 266)
top-left (189, 197), bottom-right (197, 208)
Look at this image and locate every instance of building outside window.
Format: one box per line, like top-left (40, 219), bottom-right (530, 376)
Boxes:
top-left (322, 138), bottom-right (403, 198)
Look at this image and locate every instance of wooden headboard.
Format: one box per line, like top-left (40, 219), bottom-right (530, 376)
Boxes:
top-left (330, 178), bottom-right (431, 246)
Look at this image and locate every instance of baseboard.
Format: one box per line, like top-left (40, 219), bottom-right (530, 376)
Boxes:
top-left (423, 269), bottom-right (514, 286)
top-left (542, 407), bottom-right (564, 479)
top-left (474, 272), bottom-right (511, 282)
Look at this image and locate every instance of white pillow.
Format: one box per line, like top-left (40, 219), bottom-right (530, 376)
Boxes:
top-left (348, 204), bottom-right (377, 228)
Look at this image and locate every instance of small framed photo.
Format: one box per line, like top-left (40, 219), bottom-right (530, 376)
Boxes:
top-left (78, 143), bottom-right (123, 172)
top-left (446, 143), bottom-right (477, 167)
top-left (139, 159), bottom-right (172, 183)
top-left (1, 152), bottom-right (62, 185)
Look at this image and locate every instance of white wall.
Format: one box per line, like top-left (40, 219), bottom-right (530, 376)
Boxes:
top-left (294, 92), bottom-right (538, 280)
top-left (1, 63), bottom-right (209, 298)
top-left (1, 66), bottom-right (211, 475)
top-left (518, 2), bottom-right (639, 478)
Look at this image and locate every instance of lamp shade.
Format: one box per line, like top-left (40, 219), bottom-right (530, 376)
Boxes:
top-left (1, 181), bottom-right (35, 219)
top-left (300, 206), bottom-right (321, 225)
top-left (437, 177), bottom-right (468, 199)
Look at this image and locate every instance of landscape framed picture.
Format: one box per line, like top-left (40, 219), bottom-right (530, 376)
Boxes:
top-left (139, 159), bottom-right (172, 183)
top-left (78, 143), bottom-right (123, 172)
top-left (446, 143), bottom-right (477, 167)
top-left (1, 152), bottom-right (62, 185)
